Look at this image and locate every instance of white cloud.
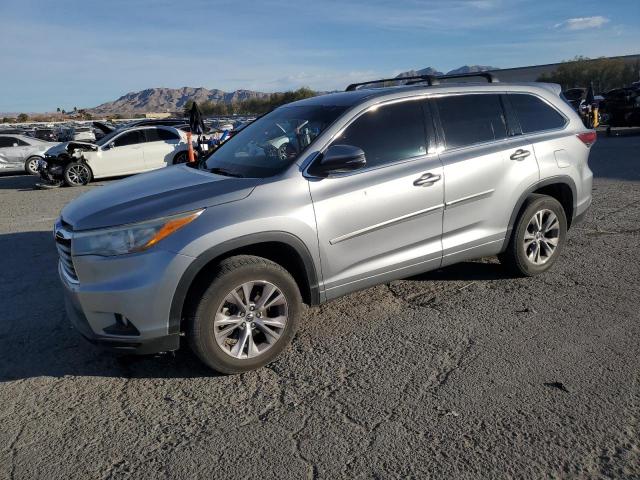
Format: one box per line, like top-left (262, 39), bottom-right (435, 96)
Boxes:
top-left (555, 16), bottom-right (610, 31)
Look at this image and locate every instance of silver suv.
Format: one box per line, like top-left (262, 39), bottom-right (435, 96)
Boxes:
top-left (55, 73), bottom-right (594, 373)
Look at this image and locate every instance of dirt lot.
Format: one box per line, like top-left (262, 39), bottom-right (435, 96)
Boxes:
top-left (1, 131), bottom-right (639, 479)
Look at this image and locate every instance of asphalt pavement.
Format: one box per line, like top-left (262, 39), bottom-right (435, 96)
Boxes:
top-left (0, 130), bottom-right (638, 479)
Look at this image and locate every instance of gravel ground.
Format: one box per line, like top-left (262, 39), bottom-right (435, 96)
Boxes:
top-left (0, 131), bottom-right (639, 479)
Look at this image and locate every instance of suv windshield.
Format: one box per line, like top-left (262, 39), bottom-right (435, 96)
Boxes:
top-left (204, 105), bottom-right (347, 178)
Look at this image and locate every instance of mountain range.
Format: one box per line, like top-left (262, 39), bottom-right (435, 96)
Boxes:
top-left (89, 65), bottom-right (498, 114)
top-left (90, 87), bottom-right (271, 115)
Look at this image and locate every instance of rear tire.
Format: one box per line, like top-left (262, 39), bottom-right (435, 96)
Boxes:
top-left (173, 151), bottom-right (188, 165)
top-left (187, 255), bottom-right (302, 374)
top-left (25, 156), bottom-right (42, 175)
top-left (63, 162), bottom-right (92, 187)
top-left (500, 194), bottom-right (567, 276)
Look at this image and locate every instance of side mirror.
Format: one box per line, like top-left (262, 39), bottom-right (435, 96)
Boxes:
top-left (310, 144), bottom-right (366, 177)
top-left (105, 142), bottom-right (116, 150)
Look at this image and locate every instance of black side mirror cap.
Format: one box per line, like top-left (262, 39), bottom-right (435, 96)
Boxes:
top-left (309, 144), bottom-right (366, 177)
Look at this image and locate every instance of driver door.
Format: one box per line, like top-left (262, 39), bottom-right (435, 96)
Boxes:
top-left (94, 130), bottom-right (146, 177)
top-left (309, 99), bottom-right (444, 299)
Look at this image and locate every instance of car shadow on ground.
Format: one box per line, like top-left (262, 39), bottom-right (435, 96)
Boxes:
top-left (409, 259), bottom-right (516, 282)
top-left (0, 173), bottom-right (41, 191)
top-left (0, 230), bottom-right (218, 382)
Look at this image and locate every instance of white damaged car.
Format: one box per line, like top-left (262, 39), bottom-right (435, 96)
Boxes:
top-left (39, 125), bottom-right (192, 187)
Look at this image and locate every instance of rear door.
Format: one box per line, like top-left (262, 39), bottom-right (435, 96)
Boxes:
top-left (93, 129), bottom-right (146, 177)
top-left (142, 127), bottom-right (182, 170)
top-left (0, 136), bottom-right (28, 163)
top-left (433, 93), bottom-right (539, 265)
top-left (309, 98), bottom-right (444, 299)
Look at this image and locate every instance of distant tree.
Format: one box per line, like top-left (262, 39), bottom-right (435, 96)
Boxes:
top-left (61, 109), bottom-right (66, 115)
top-left (2, 117), bottom-right (15, 123)
top-left (16, 113), bottom-right (29, 123)
top-left (193, 87), bottom-right (319, 117)
top-left (56, 107), bottom-right (61, 113)
top-left (538, 56), bottom-right (640, 93)
top-left (73, 106), bottom-right (78, 113)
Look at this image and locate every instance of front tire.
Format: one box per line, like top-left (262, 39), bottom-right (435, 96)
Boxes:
top-left (25, 156), bottom-right (41, 175)
top-left (500, 194), bottom-right (567, 276)
top-left (187, 255), bottom-right (302, 374)
top-left (63, 162), bottom-right (92, 187)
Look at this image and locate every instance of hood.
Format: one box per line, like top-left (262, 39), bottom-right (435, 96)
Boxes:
top-left (45, 141), bottom-right (97, 157)
top-left (61, 165), bottom-right (260, 231)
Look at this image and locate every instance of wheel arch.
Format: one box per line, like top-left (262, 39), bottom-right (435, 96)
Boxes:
top-left (169, 231), bottom-right (321, 335)
top-left (24, 155), bottom-right (43, 173)
top-left (501, 176), bottom-right (577, 252)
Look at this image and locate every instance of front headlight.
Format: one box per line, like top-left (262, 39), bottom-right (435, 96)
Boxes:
top-left (73, 209), bottom-right (204, 256)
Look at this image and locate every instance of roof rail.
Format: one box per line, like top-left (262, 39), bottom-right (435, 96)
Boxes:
top-left (345, 71), bottom-right (499, 92)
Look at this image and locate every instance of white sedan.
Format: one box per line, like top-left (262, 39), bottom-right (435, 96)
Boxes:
top-left (41, 126), bottom-right (192, 186)
top-left (0, 134), bottom-right (58, 175)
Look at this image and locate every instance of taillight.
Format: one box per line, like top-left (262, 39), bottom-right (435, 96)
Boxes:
top-left (577, 131), bottom-right (597, 147)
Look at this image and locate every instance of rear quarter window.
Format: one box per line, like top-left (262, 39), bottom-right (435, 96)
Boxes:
top-left (510, 94), bottom-right (566, 134)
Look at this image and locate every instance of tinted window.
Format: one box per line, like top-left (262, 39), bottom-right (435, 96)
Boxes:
top-left (113, 130), bottom-right (145, 147)
top-left (0, 137), bottom-right (14, 148)
top-left (329, 100), bottom-right (427, 168)
top-left (510, 94), bottom-right (566, 133)
top-left (436, 94), bottom-right (507, 150)
top-left (145, 128), bottom-right (180, 142)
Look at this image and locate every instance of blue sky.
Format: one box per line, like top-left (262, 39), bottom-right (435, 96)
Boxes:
top-left (0, 0), bottom-right (638, 112)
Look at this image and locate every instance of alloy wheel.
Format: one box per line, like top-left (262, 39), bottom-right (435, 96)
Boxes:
top-left (214, 281), bottom-right (288, 359)
top-left (67, 164), bottom-right (90, 185)
top-left (27, 158), bottom-right (39, 175)
top-left (524, 209), bottom-right (560, 265)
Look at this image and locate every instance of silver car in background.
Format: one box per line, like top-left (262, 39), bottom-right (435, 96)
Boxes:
top-left (0, 134), bottom-right (59, 174)
top-left (55, 73), bottom-right (594, 374)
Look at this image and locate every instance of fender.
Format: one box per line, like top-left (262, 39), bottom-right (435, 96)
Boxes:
top-left (168, 231), bottom-right (320, 334)
top-left (501, 175), bottom-right (578, 252)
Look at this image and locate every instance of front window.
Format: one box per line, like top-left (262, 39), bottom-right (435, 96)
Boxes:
top-left (204, 105), bottom-right (347, 178)
top-left (95, 130), bottom-right (120, 146)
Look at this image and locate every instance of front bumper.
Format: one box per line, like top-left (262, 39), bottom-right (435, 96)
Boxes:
top-left (60, 248), bottom-right (194, 355)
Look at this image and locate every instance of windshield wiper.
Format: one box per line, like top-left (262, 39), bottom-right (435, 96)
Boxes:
top-left (209, 167), bottom-right (244, 178)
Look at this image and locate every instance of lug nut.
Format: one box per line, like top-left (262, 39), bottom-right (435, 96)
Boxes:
top-left (250, 306), bottom-right (255, 311)
top-left (251, 322), bottom-right (256, 329)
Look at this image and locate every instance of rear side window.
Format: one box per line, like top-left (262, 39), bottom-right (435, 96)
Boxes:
top-left (113, 130), bottom-right (145, 147)
top-left (330, 100), bottom-right (427, 168)
top-left (435, 94), bottom-right (507, 150)
top-left (0, 137), bottom-right (16, 147)
top-left (145, 128), bottom-right (180, 142)
top-left (509, 94), bottom-right (566, 133)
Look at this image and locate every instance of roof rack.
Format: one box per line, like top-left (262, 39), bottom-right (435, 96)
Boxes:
top-left (345, 71), bottom-right (499, 92)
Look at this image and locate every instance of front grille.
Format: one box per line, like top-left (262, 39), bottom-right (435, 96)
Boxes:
top-left (55, 226), bottom-right (78, 283)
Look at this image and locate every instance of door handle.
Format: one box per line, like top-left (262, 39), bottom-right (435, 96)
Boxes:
top-left (510, 149), bottom-right (531, 160)
top-left (413, 172), bottom-right (441, 186)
